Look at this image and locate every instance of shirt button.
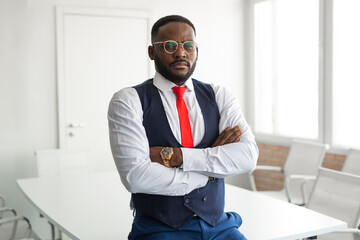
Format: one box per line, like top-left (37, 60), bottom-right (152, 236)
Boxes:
top-left (185, 198), bottom-right (190, 203)
top-left (202, 197), bottom-right (207, 202)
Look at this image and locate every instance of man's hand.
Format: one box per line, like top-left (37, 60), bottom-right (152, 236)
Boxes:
top-left (149, 126), bottom-right (242, 168)
top-left (211, 126), bottom-right (242, 147)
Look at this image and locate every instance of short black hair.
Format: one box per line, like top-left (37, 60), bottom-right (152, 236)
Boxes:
top-left (151, 15), bottom-right (196, 41)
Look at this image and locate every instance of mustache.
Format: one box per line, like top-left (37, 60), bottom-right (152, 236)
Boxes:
top-left (169, 60), bottom-right (190, 67)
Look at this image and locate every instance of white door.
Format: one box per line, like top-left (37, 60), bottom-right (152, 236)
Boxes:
top-left (56, 7), bottom-right (150, 172)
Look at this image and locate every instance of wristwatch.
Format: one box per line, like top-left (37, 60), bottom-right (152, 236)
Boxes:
top-left (160, 147), bottom-right (173, 168)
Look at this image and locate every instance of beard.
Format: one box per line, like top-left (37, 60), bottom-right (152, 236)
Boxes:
top-left (154, 54), bottom-right (197, 85)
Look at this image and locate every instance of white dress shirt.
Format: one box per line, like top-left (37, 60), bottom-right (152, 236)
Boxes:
top-left (108, 72), bottom-right (258, 196)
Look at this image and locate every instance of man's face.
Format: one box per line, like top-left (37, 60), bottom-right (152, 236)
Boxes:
top-left (149, 22), bottom-right (198, 85)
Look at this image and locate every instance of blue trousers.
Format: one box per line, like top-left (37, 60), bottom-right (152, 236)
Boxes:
top-left (128, 212), bottom-right (247, 240)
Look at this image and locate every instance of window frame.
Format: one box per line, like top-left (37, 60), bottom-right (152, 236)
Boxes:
top-left (245, 0), bottom-right (346, 154)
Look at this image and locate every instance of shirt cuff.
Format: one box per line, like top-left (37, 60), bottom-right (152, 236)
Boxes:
top-left (182, 148), bottom-right (207, 172)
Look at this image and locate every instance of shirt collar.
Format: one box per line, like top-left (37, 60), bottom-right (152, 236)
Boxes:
top-left (153, 71), bottom-right (194, 92)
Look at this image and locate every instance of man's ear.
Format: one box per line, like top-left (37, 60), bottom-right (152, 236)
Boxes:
top-left (148, 45), bottom-right (154, 60)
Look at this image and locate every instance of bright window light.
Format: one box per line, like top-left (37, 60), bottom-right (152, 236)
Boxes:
top-left (253, 0), bottom-right (319, 139)
top-left (333, 0), bottom-right (360, 148)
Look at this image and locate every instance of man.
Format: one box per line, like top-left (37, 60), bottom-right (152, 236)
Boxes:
top-left (108, 15), bottom-right (258, 240)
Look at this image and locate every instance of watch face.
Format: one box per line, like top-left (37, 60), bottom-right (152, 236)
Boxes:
top-left (162, 147), bottom-right (172, 157)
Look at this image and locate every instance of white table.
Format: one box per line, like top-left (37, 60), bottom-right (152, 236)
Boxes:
top-left (17, 172), bottom-right (346, 240)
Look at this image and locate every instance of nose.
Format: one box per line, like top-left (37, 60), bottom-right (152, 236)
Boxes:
top-left (173, 44), bottom-right (186, 58)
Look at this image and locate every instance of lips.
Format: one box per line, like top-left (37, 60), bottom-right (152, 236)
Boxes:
top-left (170, 61), bottom-right (190, 68)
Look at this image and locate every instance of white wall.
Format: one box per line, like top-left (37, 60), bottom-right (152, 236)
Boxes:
top-left (0, 0), bottom-right (245, 238)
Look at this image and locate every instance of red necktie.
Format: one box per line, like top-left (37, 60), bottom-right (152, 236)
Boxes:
top-left (172, 86), bottom-right (194, 148)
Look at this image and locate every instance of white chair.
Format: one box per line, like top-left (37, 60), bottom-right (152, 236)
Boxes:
top-left (251, 140), bottom-right (329, 205)
top-left (0, 195), bottom-right (5, 219)
top-left (306, 167), bottom-right (360, 240)
top-left (226, 173), bottom-right (256, 191)
top-left (0, 195), bottom-right (4, 207)
top-left (0, 215), bottom-right (34, 240)
top-left (0, 195), bottom-right (39, 240)
top-left (35, 148), bottom-right (89, 177)
top-left (34, 148), bottom-right (89, 240)
top-left (342, 149), bottom-right (360, 175)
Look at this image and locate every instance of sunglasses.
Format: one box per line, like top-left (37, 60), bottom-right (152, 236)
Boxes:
top-left (152, 40), bottom-right (197, 54)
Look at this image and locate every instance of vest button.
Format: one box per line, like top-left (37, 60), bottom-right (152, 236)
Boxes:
top-left (202, 197), bottom-right (207, 201)
top-left (184, 198), bottom-right (190, 203)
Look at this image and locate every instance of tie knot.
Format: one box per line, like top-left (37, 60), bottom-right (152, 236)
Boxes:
top-left (172, 86), bottom-right (186, 99)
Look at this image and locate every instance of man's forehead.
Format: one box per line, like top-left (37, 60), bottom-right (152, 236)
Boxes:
top-left (155, 22), bottom-right (195, 40)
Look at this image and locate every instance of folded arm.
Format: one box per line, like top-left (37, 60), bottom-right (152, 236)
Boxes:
top-left (108, 88), bottom-right (208, 196)
top-left (149, 86), bottom-right (258, 179)
top-left (149, 125), bottom-right (242, 167)
top-left (109, 85), bottom-right (258, 196)
top-left (181, 85), bottom-right (258, 178)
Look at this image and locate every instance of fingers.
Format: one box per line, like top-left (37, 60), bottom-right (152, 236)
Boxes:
top-left (225, 126), bottom-right (242, 144)
top-left (211, 126), bottom-right (242, 147)
top-left (211, 127), bottom-right (230, 147)
top-left (218, 127), bottom-right (234, 146)
top-left (149, 146), bottom-right (163, 164)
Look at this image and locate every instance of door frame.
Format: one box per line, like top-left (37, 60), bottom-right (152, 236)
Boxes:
top-left (55, 6), bottom-right (150, 147)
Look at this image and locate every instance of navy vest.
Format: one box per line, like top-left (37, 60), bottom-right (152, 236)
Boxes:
top-left (132, 79), bottom-right (224, 229)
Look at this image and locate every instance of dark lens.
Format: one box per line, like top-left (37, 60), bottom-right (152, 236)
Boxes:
top-left (183, 41), bottom-right (195, 52)
top-left (164, 41), bottom-right (178, 53)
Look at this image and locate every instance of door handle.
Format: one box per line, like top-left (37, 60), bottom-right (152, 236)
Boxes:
top-left (68, 123), bottom-right (85, 128)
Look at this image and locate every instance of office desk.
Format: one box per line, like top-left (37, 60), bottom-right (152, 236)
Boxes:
top-left (17, 172), bottom-right (346, 240)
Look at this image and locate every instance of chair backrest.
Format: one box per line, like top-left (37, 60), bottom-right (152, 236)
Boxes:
top-left (342, 149), bottom-right (360, 175)
top-left (307, 167), bottom-right (360, 239)
top-left (284, 140), bottom-right (329, 177)
top-left (0, 215), bottom-right (33, 240)
top-left (35, 148), bottom-right (89, 177)
top-left (0, 195), bottom-right (5, 219)
top-left (225, 173), bottom-right (255, 191)
top-left (0, 195), bottom-right (4, 207)
top-left (0, 194), bottom-right (34, 240)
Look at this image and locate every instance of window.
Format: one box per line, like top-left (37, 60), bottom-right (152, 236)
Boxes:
top-left (252, 0), bottom-right (319, 139)
top-left (333, 0), bottom-right (360, 148)
top-left (248, 0), bottom-right (360, 149)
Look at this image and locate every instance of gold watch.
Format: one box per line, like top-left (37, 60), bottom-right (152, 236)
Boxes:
top-left (160, 147), bottom-right (173, 168)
